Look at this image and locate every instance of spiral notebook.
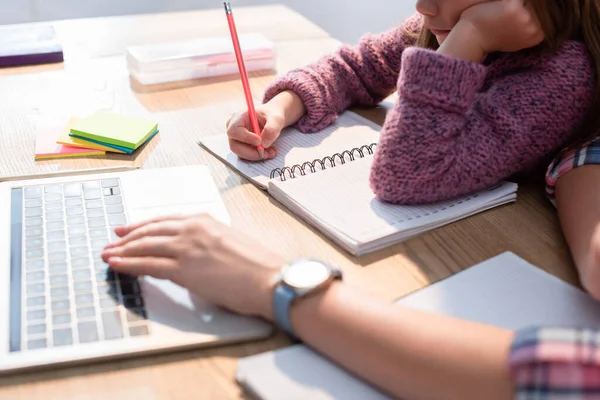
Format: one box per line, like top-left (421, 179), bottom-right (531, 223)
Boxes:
top-left (199, 112), bottom-right (518, 255)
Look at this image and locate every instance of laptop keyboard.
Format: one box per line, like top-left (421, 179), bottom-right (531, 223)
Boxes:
top-left (10, 178), bottom-right (150, 352)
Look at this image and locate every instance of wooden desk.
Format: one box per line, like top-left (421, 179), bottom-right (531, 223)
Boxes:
top-left (0, 6), bottom-right (579, 400)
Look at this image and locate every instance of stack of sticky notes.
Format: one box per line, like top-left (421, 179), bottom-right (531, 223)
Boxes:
top-left (35, 112), bottom-right (159, 160)
top-left (69, 111), bottom-right (159, 154)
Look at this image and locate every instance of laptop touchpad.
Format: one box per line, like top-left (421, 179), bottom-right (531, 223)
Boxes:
top-left (120, 166), bottom-right (224, 224)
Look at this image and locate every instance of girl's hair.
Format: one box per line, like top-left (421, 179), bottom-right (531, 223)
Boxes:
top-left (407, 0), bottom-right (600, 146)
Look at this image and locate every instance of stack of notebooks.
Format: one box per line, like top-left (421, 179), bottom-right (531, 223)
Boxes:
top-left (199, 111), bottom-right (518, 255)
top-left (35, 111), bottom-right (159, 160)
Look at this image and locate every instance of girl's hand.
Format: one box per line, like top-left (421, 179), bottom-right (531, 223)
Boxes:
top-left (459, 0), bottom-right (544, 54)
top-left (101, 214), bottom-right (284, 320)
top-left (226, 106), bottom-right (285, 161)
top-left (226, 90), bottom-right (306, 162)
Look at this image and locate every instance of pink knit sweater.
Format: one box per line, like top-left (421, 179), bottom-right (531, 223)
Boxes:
top-left (263, 14), bottom-right (595, 204)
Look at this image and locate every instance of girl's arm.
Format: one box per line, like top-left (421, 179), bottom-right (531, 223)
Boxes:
top-left (368, 41), bottom-right (594, 204)
top-left (262, 14), bottom-right (423, 133)
top-left (552, 140), bottom-right (600, 300)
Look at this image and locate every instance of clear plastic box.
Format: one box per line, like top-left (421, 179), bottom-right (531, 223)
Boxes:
top-left (126, 33), bottom-right (276, 85)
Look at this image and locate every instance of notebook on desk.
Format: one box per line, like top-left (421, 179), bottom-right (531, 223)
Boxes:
top-left (199, 112), bottom-right (518, 255)
top-left (236, 252), bottom-right (600, 400)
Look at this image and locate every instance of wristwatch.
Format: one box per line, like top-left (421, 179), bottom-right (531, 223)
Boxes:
top-left (272, 259), bottom-right (343, 339)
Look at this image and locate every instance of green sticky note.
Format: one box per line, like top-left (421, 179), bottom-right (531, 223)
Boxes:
top-left (70, 111), bottom-right (158, 150)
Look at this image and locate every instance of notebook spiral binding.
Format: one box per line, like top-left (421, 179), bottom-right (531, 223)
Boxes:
top-left (269, 143), bottom-right (377, 181)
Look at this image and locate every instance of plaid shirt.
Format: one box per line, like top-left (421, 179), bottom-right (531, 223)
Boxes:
top-left (507, 141), bottom-right (600, 398)
top-left (510, 327), bottom-right (600, 398)
top-left (546, 138), bottom-right (600, 199)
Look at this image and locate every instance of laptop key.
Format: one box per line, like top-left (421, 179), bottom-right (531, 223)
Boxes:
top-left (86, 200), bottom-right (103, 209)
top-left (100, 296), bottom-right (119, 309)
top-left (49, 274), bottom-right (68, 287)
top-left (49, 262), bottom-right (68, 275)
top-left (48, 251), bottom-right (67, 262)
top-left (26, 237), bottom-right (43, 248)
top-left (101, 179), bottom-right (120, 188)
top-left (25, 227), bottom-right (43, 237)
top-left (78, 321), bottom-right (100, 343)
top-left (26, 259), bottom-right (44, 271)
top-left (47, 220), bottom-right (64, 231)
top-left (65, 197), bottom-right (83, 207)
top-left (68, 225), bottom-right (86, 236)
top-left (25, 217), bottom-right (43, 227)
top-left (87, 208), bottom-right (105, 219)
top-left (45, 202), bottom-right (62, 211)
top-left (84, 188), bottom-right (102, 200)
top-left (102, 311), bottom-right (124, 340)
top-left (52, 313), bottom-right (71, 325)
top-left (27, 339), bottom-right (47, 350)
top-left (47, 230), bottom-right (65, 241)
top-left (104, 195), bottom-right (122, 205)
top-left (53, 328), bottom-right (73, 346)
top-left (73, 269), bottom-right (91, 281)
top-left (25, 207), bottom-right (42, 218)
top-left (108, 214), bottom-right (126, 227)
top-left (77, 307), bottom-right (96, 320)
top-left (26, 248), bottom-right (44, 259)
top-left (51, 299), bottom-right (70, 312)
top-left (26, 296), bottom-right (46, 308)
top-left (44, 185), bottom-right (62, 194)
top-left (25, 198), bottom-right (43, 208)
top-left (106, 204), bottom-right (124, 214)
top-left (129, 325), bottom-right (149, 337)
top-left (70, 246), bottom-right (89, 258)
top-left (26, 283), bottom-right (45, 294)
top-left (90, 228), bottom-right (108, 238)
top-left (66, 206), bottom-right (84, 216)
top-left (26, 271), bottom-right (45, 282)
top-left (48, 240), bottom-right (66, 252)
top-left (67, 215), bottom-right (85, 226)
top-left (27, 309), bottom-right (46, 321)
top-left (50, 286), bottom-right (70, 299)
top-left (45, 193), bottom-right (62, 202)
top-left (83, 181), bottom-right (101, 190)
top-left (46, 210), bottom-right (64, 220)
top-left (75, 293), bottom-right (94, 306)
top-left (63, 183), bottom-right (82, 198)
top-left (88, 218), bottom-right (106, 228)
top-left (69, 236), bottom-right (88, 246)
top-left (91, 238), bottom-right (109, 250)
top-left (71, 257), bottom-right (90, 269)
top-left (27, 323), bottom-right (46, 335)
top-left (74, 281), bottom-right (93, 292)
top-left (126, 308), bottom-right (147, 322)
top-left (24, 187), bottom-right (42, 199)
top-left (103, 187), bottom-right (121, 196)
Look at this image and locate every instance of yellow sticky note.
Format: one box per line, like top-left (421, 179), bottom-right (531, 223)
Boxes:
top-left (57, 117), bottom-right (126, 154)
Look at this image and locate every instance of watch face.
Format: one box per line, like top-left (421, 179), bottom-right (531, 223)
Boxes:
top-left (283, 260), bottom-right (331, 289)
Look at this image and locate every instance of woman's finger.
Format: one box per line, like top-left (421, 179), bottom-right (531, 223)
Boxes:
top-left (107, 256), bottom-right (178, 280)
top-left (227, 126), bottom-right (262, 146)
top-left (229, 139), bottom-right (266, 161)
top-left (103, 236), bottom-right (182, 260)
top-left (106, 219), bottom-right (185, 249)
top-left (113, 214), bottom-right (188, 238)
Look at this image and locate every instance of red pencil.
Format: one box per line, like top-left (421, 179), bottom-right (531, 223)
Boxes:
top-left (224, 2), bottom-right (264, 160)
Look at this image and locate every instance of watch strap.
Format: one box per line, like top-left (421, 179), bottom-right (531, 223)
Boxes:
top-left (273, 283), bottom-right (298, 339)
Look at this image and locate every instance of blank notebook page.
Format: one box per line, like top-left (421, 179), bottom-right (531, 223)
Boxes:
top-left (269, 156), bottom-right (516, 246)
top-left (199, 112), bottom-right (380, 188)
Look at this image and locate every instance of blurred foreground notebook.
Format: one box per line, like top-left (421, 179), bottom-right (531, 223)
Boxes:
top-left (236, 252), bottom-right (600, 400)
top-left (35, 126), bottom-right (105, 160)
top-left (69, 111), bottom-right (159, 154)
top-left (200, 112), bottom-right (518, 255)
top-left (0, 25), bottom-right (63, 68)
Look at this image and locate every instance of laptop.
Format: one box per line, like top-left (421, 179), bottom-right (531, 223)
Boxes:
top-left (0, 165), bottom-right (273, 373)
